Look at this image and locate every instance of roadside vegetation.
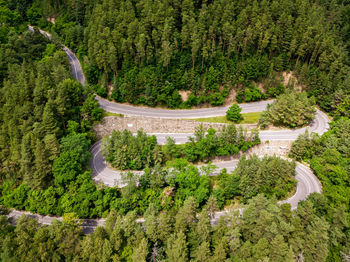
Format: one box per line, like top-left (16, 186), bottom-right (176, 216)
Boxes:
top-left (101, 110), bottom-right (124, 118)
top-left (101, 125), bottom-right (260, 170)
top-left (1, 150), bottom-right (297, 218)
top-left (34, 0), bottom-right (349, 114)
top-left (0, 194), bottom-right (331, 262)
top-left (190, 112), bottom-right (261, 124)
top-left (259, 91), bottom-right (316, 128)
top-left (288, 117), bottom-right (350, 259)
top-left (0, 0), bottom-right (350, 261)
top-left (225, 104), bottom-right (243, 123)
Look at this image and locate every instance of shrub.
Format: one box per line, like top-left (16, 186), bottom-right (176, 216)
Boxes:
top-left (226, 104), bottom-right (243, 123)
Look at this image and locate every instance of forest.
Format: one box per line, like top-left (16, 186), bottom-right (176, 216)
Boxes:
top-left (0, 0), bottom-right (350, 261)
top-left (32, 0), bottom-right (350, 113)
top-left (0, 194), bottom-right (333, 262)
top-left (1, 119), bottom-right (347, 261)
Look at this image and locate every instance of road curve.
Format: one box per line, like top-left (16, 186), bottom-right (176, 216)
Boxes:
top-left (90, 140), bottom-right (322, 210)
top-left (9, 27), bottom-right (325, 232)
top-left (8, 153), bottom-right (322, 232)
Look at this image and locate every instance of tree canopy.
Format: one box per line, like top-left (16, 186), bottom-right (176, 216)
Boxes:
top-left (0, 194), bottom-right (334, 262)
top-left (289, 117), bottom-right (350, 260)
top-left (31, 0), bottom-right (350, 112)
top-left (226, 104), bottom-right (243, 123)
top-left (259, 91), bottom-right (316, 128)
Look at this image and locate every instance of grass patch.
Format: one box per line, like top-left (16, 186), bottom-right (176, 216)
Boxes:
top-left (190, 112), bottom-right (261, 124)
top-left (102, 110), bottom-right (124, 118)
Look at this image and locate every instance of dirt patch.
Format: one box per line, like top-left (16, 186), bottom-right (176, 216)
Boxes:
top-left (282, 71), bottom-right (302, 91)
top-left (223, 88), bottom-right (237, 106)
top-left (108, 84), bottom-right (113, 96)
top-left (179, 90), bottom-right (191, 101)
top-left (47, 17), bottom-right (56, 24)
top-left (257, 82), bottom-right (266, 93)
top-left (209, 140), bottom-right (293, 161)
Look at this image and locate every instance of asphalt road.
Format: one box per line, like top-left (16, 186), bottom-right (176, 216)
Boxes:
top-left (7, 210), bottom-right (105, 234)
top-left (96, 96), bottom-right (273, 118)
top-left (90, 141), bottom-right (322, 211)
top-left (10, 27), bottom-right (326, 233)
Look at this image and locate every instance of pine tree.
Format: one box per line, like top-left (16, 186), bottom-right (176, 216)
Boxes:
top-left (192, 241), bottom-right (211, 262)
top-left (205, 195), bottom-right (219, 220)
top-left (41, 100), bottom-right (60, 137)
top-left (175, 197), bottom-right (197, 233)
top-left (211, 239), bottom-right (227, 262)
top-left (43, 134), bottom-right (60, 161)
top-left (166, 231), bottom-right (188, 262)
top-left (21, 132), bottom-right (34, 183)
top-left (269, 235), bottom-right (294, 262)
top-left (132, 238), bottom-right (148, 262)
top-left (33, 139), bottom-right (51, 189)
top-left (102, 239), bottom-right (113, 262)
top-left (195, 210), bottom-right (211, 243)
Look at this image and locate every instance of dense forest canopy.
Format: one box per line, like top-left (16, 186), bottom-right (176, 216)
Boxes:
top-left (0, 194), bottom-right (334, 262)
top-left (0, 0), bottom-right (350, 261)
top-left (37, 0), bottom-right (350, 111)
top-left (288, 117), bottom-right (350, 260)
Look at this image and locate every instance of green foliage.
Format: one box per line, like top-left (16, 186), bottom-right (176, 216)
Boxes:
top-left (226, 104), bottom-right (243, 123)
top-left (257, 108), bottom-right (272, 129)
top-left (0, 194), bottom-right (334, 261)
top-left (237, 155), bottom-right (297, 201)
top-left (259, 91), bottom-right (316, 128)
top-left (102, 125), bottom-right (259, 168)
top-left (164, 137), bottom-right (182, 160)
top-left (45, 0), bottom-right (349, 111)
top-left (1, 2), bottom-right (350, 260)
top-left (60, 133), bottom-right (91, 164)
top-left (2, 182), bottom-right (30, 209)
top-left (183, 125), bottom-right (259, 162)
top-left (289, 130), bottom-right (321, 161)
top-left (289, 117), bottom-right (350, 259)
top-left (236, 86), bottom-right (265, 103)
top-left (101, 130), bottom-right (162, 170)
top-left (213, 169), bottom-right (240, 208)
top-left (266, 82), bottom-right (285, 98)
top-left (0, 23), bottom-right (111, 219)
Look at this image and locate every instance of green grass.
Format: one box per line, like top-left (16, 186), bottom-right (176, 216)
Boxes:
top-left (102, 110), bottom-right (124, 118)
top-left (190, 112), bottom-right (261, 124)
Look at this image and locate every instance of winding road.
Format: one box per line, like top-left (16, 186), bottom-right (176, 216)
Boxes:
top-left (91, 141), bottom-right (322, 211)
top-left (7, 27), bottom-right (328, 232)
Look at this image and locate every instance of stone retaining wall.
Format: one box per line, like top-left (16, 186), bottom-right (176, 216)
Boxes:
top-left (94, 116), bottom-right (257, 139)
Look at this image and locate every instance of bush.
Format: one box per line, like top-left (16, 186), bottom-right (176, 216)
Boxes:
top-left (266, 82), bottom-right (285, 97)
top-left (259, 91), bottom-right (316, 128)
top-left (226, 104), bottom-right (243, 123)
top-left (209, 93), bottom-right (225, 106)
top-left (92, 85), bottom-right (108, 98)
top-left (236, 86), bottom-right (265, 103)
